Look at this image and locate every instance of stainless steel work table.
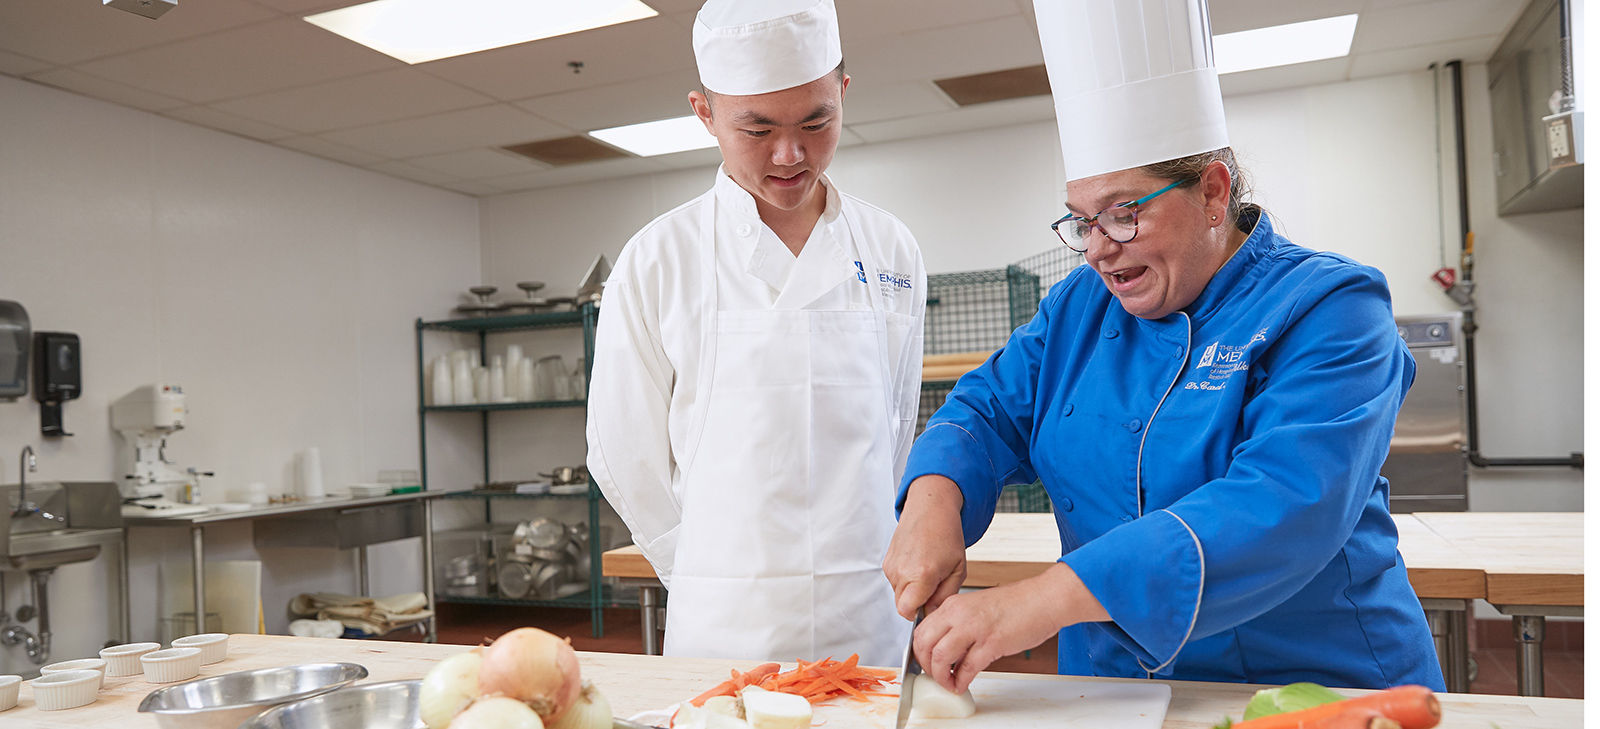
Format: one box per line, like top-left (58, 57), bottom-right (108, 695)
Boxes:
top-left (123, 491), bottom-right (445, 642)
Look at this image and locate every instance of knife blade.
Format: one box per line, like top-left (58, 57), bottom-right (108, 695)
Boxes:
top-left (894, 607), bottom-right (925, 729)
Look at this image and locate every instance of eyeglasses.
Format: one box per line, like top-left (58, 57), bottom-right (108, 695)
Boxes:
top-left (1050, 178), bottom-right (1190, 252)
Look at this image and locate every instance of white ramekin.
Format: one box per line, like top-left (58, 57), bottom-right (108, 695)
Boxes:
top-left (171, 633), bottom-right (229, 665)
top-left (140, 647), bottom-right (202, 683)
top-left (100, 642), bottom-right (161, 676)
top-left (0, 675), bottom-right (20, 712)
top-left (40, 659), bottom-right (107, 689)
top-left (30, 669), bottom-right (100, 711)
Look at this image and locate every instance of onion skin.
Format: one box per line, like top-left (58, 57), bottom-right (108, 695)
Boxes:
top-left (477, 627), bottom-right (583, 723)
top-left (420, 650), bottom-right (484, 729)
top-left (547, 681), bottom-right (612, 729)
top-left (451, 697), bottom-right (546, 729)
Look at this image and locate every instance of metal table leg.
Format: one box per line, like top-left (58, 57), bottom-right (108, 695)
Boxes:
top-left (120, 529), bottom-right (131, 644)
top-left (639, 585), bottom-right (662, 656)
top-left (1420, 598), bottom-right (1469, 692)
top-left (1513, 615), bottom-right (1544, 697)
top-left (191, 525), bottom-right (205, 636)
top-left (422, 499), bottom-right (437, 643)
top-left (357, 546), bottom-right (370, 596)
top-left (1491, 604), bottom-right (1583, 697)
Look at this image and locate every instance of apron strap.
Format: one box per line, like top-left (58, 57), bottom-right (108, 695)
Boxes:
top-left (838, 202), bottom-right (900, 440)
top-left (679, 190), bottom-right (721, 477)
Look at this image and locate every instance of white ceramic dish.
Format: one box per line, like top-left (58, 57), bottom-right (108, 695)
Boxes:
top-left (0, 675), bottom-right (20, 712)
top-left (30, 669), bottom-right (100, 711)
top-left (141, 647), bottom-right (203, 683)
top-left (172, 633), bottom-right (230, 665)
top-left (40, 659), bottom-right (107, 689)
top-left (101, 642), bottom-right (161, 676)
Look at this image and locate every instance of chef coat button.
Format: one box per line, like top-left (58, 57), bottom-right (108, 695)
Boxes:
top-left (1120, 515), bottom-right (1133, 523)
top-left (1125, 418), bottom-right (1142, 432)
top-left (1103, 329), bottom-right (1119, 339)
top-left (1062, 403), bottom-right (1074, 417)
top-left (1175, 347), bottom-right (1185, 358)
top-left (736, 223), bottom-right (753, 237)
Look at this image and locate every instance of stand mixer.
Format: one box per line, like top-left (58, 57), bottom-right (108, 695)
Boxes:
top-left (111, 384), bottom-right (211, 517)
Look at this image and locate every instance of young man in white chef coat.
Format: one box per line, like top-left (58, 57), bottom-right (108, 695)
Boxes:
top-left (586, 0), bottom-right (924, 667)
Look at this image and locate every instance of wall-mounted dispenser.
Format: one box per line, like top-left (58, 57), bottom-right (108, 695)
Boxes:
top-left (0, 301), bottom-right (28, 401)
top-left (33, 332), bottom-right (80, 437)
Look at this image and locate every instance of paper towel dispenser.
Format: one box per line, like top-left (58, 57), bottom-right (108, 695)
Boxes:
top-left (0, 300), bottom-right (29, 401)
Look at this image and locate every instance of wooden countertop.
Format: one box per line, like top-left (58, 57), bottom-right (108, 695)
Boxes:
top-left (1409, 512), bottom-right (1584, 607)
top-left (2, 634), bottom-right (1580, 728)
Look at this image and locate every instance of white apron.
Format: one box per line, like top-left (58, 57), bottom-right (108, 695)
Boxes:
top-left (662, 192), bottom-right (909, 667)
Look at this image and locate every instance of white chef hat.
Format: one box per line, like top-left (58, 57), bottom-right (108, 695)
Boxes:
top-left (693, 0), bottom-right (843, 96)
top-left (1034, 0), bottom-right (1230, 182)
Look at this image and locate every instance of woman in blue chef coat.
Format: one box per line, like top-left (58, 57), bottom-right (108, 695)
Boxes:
top-left (882, 144), bottom-right (1448, 694)
top-left (884, 0), bottom-right (1446, 696)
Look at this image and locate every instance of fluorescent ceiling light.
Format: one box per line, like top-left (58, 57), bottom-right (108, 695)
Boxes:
top-left (590, 115), bottom-right (719, 157)
top-left (1213, 14), bottom-right (1359, 75)
top-left (305, 0), bottom-right (658, 65)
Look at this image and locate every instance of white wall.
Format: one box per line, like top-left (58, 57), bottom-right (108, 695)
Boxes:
top-left (480, 66), bottom-right (1583, 512)
top-left (0, 74), bottom-right (482, 671)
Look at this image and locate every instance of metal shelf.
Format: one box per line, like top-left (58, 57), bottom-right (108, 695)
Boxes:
top-left (419, 310), bottom-right (584, 333)
top-left (423, 400), bottom-right (586, 413)
top-left (436, 585), bottom-right (639, 610)
top-left (440, 489), bottom-right (593, 501)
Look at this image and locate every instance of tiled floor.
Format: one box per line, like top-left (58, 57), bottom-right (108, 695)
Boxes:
top-left (436, 604), bottom-right (1581, 698)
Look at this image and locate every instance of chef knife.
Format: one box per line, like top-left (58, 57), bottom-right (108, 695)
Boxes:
top-left (894, 607), bottom-right (925, 729)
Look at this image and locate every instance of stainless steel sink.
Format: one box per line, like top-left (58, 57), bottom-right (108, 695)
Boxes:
top-left (1, 482), bottom-right (124, 572)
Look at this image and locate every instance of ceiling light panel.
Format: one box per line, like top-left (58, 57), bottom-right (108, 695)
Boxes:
top-left (1213, 14), bottom-right (1359, 75)
top-left (305, 0), bottom-right (658, 65)
top-left (588, 115), bottom-right (717, 157)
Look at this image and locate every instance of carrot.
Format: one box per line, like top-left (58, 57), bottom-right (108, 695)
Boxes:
top-left (1231, 686), bottom-right (1441, 729)
top-left (691, 654), bottom-right (895, 707)
top-left (1308, 706), bottom-right (1402, 729)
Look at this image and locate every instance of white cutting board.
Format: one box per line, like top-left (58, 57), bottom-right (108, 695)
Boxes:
top-left (790, 675), bottom-right (1172, 729)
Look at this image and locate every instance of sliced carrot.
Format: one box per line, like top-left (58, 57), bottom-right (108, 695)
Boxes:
top-left (1231, 686), bottom-right (1441, 729)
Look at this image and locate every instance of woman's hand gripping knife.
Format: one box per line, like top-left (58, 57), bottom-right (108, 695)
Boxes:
top-left (885, 475), bottom-right (1112, 695)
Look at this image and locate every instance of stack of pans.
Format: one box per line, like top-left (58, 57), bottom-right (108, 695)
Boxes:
top-left (497, 517), bottom-right (585, 600)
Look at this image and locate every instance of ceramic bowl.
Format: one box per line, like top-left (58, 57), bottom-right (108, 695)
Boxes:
top-left (40, 658), bottom-right (107, 689)
top-left (141, 647), bottom-right (203, 683)
top-left (0, 675), bottom-right (20, 712)
top-left (30, 669), bottom-right (100, 711)
top-left (172, 634), bottom-right (229, 665)
top-left (101, 642), bottom-right (162, 676)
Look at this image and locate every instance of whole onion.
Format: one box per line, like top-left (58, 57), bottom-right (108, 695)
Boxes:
top-left (450, 696), bottom-right (545, 729)
top-left (476, 627), bottom-right (582, 723)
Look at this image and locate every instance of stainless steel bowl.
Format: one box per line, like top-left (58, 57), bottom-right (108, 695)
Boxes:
top-left (240, 679), bottom-right (421, 729)
top-left (137, 662), bottom-right (368, 729)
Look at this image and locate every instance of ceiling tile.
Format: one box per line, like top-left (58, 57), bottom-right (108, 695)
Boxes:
top-left (74, 18), bottom-right (402, 104)
top-left (837, 0), bottom-right (1020, 43)
top-left (640, 0), bottom-right (703, 14)
top-left (650, 146), bottom-right (725, 171)
top-left (848, 95), bottom-right (1056, 145)
top-left (1208, 0), bottom-right (1363, 35)
top-left (244, 0), bottom-right (354, 14)
top-left (838, 127), bottom-right (868, 148)
top-left (367, 160), bottom-right (462, 186)
top-left (844, 15), bottom-right (1044, 88)
top-left (404, 149), bottom-right (548, 179)
top-left (1354, 0), bottom-right (1525, 52)
top-left (274, 136), bottom-right (389, 166)
top-left (317, 104), bottom-right (569, 158)
top-left (209, 68), bottom-right (495, 134)
top-left (437, 179), bottom-right (509, 197)
top-left (0, 50), bottom-right (53, 77)
top-left (0, 0), bottom-right (274, 65)
top-left (24, 67), bottom-right (189, 112)
top-left (1347, 36), bottom-right (1500, 78)
top-left (844, 80), bottom-right (957, 125)
top-left (1219, 56), bottom-right (1352, 97)
top-left (163, 104), bottom-right (297, 141)
top-left (514, 69), bottom-right (701, 131)
top-left (481, 157), bottom-right (670, 193)
top-left (419, 15), bottom-right (693, 102)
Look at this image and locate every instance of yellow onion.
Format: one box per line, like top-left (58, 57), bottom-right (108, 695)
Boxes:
top-left (451, 696), bottom-right (546, 729)
top-left (547, 681), bottom-right (612, 729)
top-left (420, 650), bottom-right (484, 729)
top-left (476, 627), bottom-right (582, 723)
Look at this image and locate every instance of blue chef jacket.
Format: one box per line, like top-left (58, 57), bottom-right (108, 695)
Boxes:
top-left (900, 209), bottom-right (1445, 690)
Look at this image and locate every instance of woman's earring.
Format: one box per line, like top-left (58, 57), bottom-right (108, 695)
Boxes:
top-left (1210, 215), bottom-right (1217, 221)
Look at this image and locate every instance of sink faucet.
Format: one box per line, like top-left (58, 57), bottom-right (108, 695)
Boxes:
top-left (12, 446), bottom-right (63, 524)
